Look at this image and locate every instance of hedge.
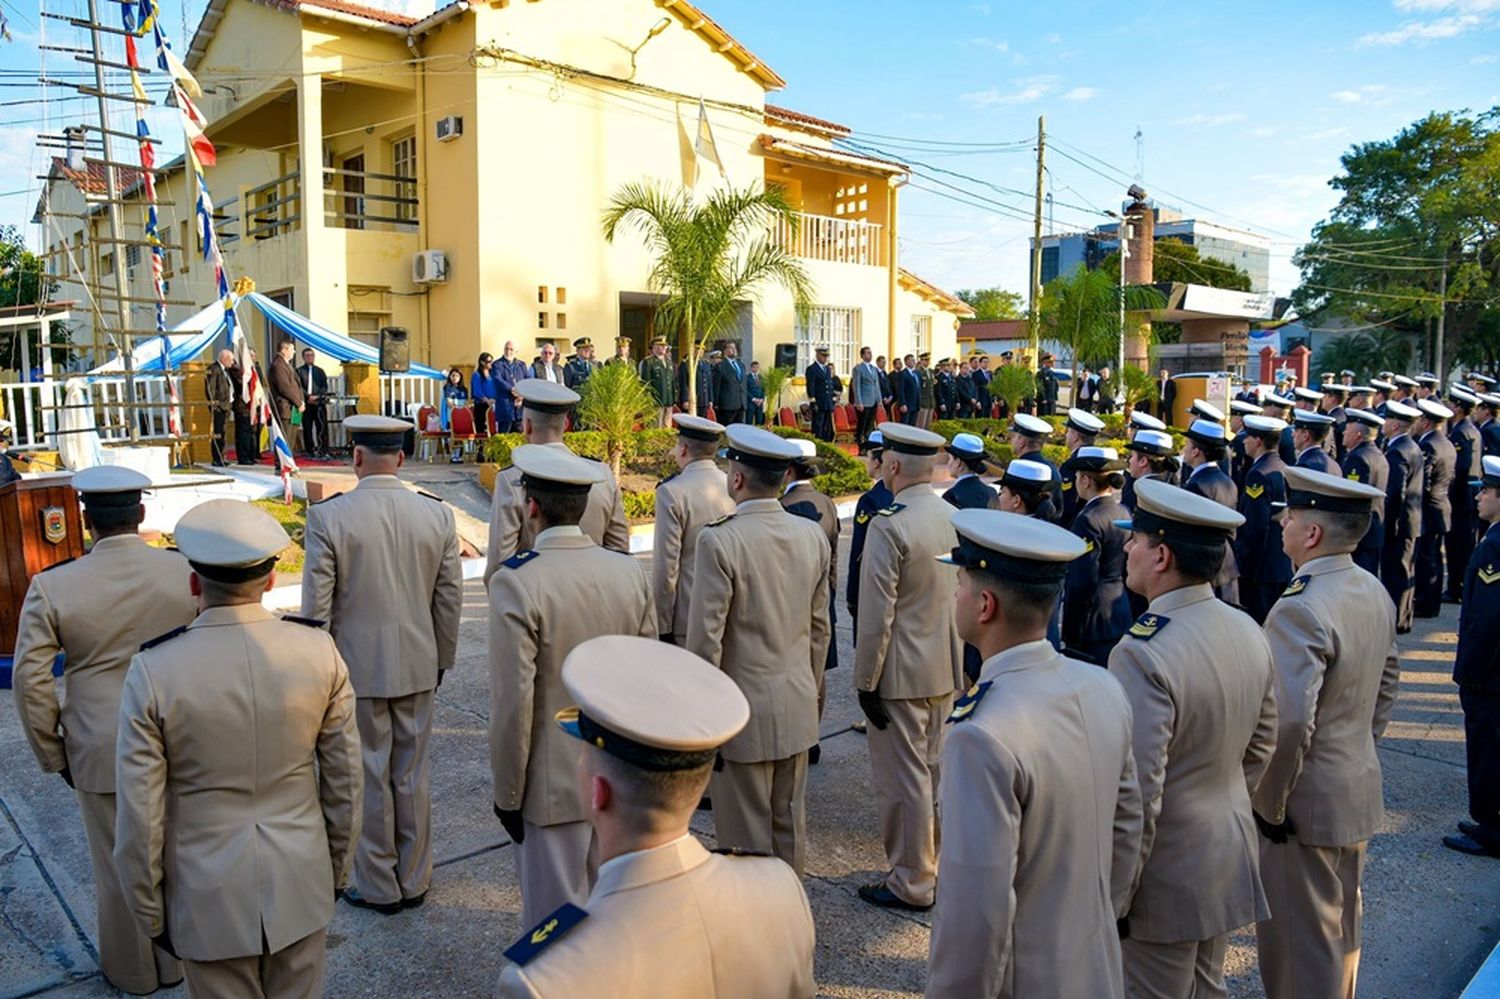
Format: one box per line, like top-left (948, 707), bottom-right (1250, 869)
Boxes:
top-left (769, 426), bottom-right (874, 497)
top-left (483, 428), bottom-right (678, 469)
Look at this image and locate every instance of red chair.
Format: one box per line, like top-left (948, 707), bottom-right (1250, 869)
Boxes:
top-left (876, 404), bottom-right (889, 422)
top-left (487, 407), bottom-right (498, 436)
top-left (416, 405), bottom-right (446, 461)
top-left (449, 406), bottom-right (479, 460)
top-left (842, 404), bottom-right (857, 425)
top-left (705, 405), bottom-right (717, 422)
top-left (832, 406), bottom-right (852, 434)
top-left (778, 407), bottom-right (797, 428)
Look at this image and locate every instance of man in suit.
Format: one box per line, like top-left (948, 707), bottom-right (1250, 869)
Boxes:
top-left (638, 336), bottom-right (676, 427)
top-left (942, 432), bottom-right (996, 509)
top-left (301, 414), bottom-right (463, 913)
top-left (296, 347), bottom-right (331, 458)
top-left (1382, 400), bottom-right (1426, 632)
top-left (1446, 456), bottom-right (1500, 858)
top-left (1036, 353), bottom-right (1060, 416)
top-left (115, 499), bottom-right (361, 998)
top-left (746, 361), bottom-right (766, 425)
top-left (915, 352), bottom-right (936, 428)
top-left (1343, 408), bottom-right (1389, 576)
top-left (1415, 398), bottom-right (1458, 617)
top-left (229, 352), bottom-right (259, 464)
top-left (563, 337), bottom-right (598, 392)
top-left (489, 446), bottom-right (655, 927)
top-left (485, 381), bottom-right (630, 579)
top-left (955, 360), bottom-right (976, 418)
top-left (11, 467), bottom-right (195, 995)
top-left (892, 354), bottom-right (920, 427)
top-left (972, 354), bottom-right (993, 417)
top-left (497, 637), bottom-right (814, 997)
top-left (1077, 365), bottom-right (1096, 411)
top-left (1061, 447), bottom-right (1132, 665)
top-left (532, 341), bottom-right (565, 384)
top-left (1447, 388), bottom-right (1485, 603)
top-left (653, 415), bottom-right (734, 645)
top-left (1254, 467), bottom-right (1401, 999)
top-left (1110, 479), bottom-right (1276, 998)
top-left (805, 347), bottom-right (836, 441)
top-left (854, 422), bottom-right (963, 911)
top-left (849, 347), bottom-right (881, 442)
top-left (268, 339), bottom-right (305, 466)
top-left (1180, 419), bottom-right (1241, 605)
top-left (1293, 409), bottom-right (1340, 474)
top-left (495, 341), bottom-right (531, 433)
top-left (876, 355), bottom-right (894, 415)
top-left (679, 351), bottom-right (715, 415)
top-left (783, 439), bottom-right (842, 696)
top-left (690, 426), bottom-right (830, 873)
top-left (1060, 407), bottom-right (1106, 525)
top-left (205, 349), bottom-right (234, 466)
top-left (1157, 368), bottom-right (1177, 421)
top-left (1236, 415), bottom-right (1294, 623)
top-left (711, 341), bottom-right (747, 425)
top-left (927, 508), bottom-right (1141, 998)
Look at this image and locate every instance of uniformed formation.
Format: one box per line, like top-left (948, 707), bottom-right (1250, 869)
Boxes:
top-left (10, 364), bottom-right (1500, 999)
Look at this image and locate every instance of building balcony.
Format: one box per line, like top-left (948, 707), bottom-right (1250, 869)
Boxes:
top-left (771, 211), bottom-right (885, 268)
top-left (224, 167), bottom-right (419, 243)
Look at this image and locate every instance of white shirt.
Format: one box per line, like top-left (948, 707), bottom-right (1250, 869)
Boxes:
top-left (535, 524), bottom-right (586, 544)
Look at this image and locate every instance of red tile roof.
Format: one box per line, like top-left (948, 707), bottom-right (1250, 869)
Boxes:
top-left (298, 0), bottom-right (417, 26)
top-left (765, 104), bottom-right (850, 137)
top-left (50, 157), bottom-right (144, 197)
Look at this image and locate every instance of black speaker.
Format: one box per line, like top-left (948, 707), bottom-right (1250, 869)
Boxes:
top-left (774, 342), bottom-right (797, 370)
top-left (379, 326), bottom-right (410, 373)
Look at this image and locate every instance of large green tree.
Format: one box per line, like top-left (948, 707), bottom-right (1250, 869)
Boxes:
top-left (0, 225), bottom-right (55, 371)
top-left (956, 286), bottom-right (1025, 321)
top-left (1038, 267), bottom-right (1164, 371)
top-left (1292, 108), bottom-right (1500, 375)
top-left (1098, 237), bottom-right (1253, 292)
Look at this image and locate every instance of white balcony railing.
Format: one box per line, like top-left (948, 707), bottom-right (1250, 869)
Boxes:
top-left (771, 211), bottom-right (885, 267)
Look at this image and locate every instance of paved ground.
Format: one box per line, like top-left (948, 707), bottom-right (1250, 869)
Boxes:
top-left (3, 518), bottom-right (1499, 997)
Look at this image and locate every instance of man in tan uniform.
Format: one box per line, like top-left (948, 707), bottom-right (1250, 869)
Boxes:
top-left (11, 466), bottom-right (193, 995)
top-left (1254, 466), bottom-right (1400, 999)
top-left (928, 509), bottom-right (1141, 998)
top-left (688, 424), bottom-right (830, 875)
top-left (651, 414), bottom-right (733, 643)
top-left (489, 445), bottom-right (655, 928)
top-left (498, 636), bottom-right (815, 997)
top-left (485, 380), bottom-right (629, 581)
top-left (1109, 478), bottom-right (1279, 997)
top-left (114, 499), bottom-right (362, 998)
top-left (854, 421), bottom-right (963, 910)
top-left (301, 414), bottom-right (462, 913)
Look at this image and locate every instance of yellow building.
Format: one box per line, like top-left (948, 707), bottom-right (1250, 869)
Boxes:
top-left (40, 0), bottom-right (971, 392)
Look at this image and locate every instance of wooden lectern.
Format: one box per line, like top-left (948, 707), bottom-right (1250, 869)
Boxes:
top-left (1, 473), bottom-right (84, 658)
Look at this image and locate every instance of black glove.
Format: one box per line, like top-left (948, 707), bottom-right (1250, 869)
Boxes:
top-left (858, 691), bottom-right (890, 731)
top-left (1253, 810), bottom-right (1293, 844)
top-left (434, 669), bottom-right (446, 690)
top-left (58, 767), bottom-right (74, 790)
top-left (494, 803), bottom-right (525, 844)
top-left (1116, 917), bottom-right (1131, 940)
top-left (152, 930), bottom-right (177, 959)
top-left (659, 633), bottom-right (677, 645)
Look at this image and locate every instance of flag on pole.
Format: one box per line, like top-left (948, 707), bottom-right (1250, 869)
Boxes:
top-left (694, 98), bottom-right (726, 186)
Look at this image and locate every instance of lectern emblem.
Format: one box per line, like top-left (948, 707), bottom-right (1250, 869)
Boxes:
top-left (41, 506), bottom-right (66, 545)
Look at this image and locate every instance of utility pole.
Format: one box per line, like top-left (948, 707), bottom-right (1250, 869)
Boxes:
top-left (1435, 258), bottom-right (1448, 380)
top-left (1117, 223), bottom-right (1130, 405)
top-left (1029, 114), bottom-right (1045, 360)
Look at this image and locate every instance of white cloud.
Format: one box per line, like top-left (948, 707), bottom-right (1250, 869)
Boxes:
top-left (960, 75), bottom-right (1060, 109)
top-left (1250, 126), bottom-right (1278, 138)
top-left (1331, 84), bottom-right (1388, 103)
top-left (1062, 86), bottom-right (1098, 102)
top-left (962, 36), bottom-right (1010, 53)
top-left (1358, 0), bottom-right (1499, 45)
top-left (1044, 33), bottom-right (1063, 44)
top-left (1474, 52), bottom-right (1499, 61)
top-left (1170, 112), bottom-right (1248, 126)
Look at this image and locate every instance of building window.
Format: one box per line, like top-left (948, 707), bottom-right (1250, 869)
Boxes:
top-left (347, 286), bottom-right (392, 347)
top-left (391, 134), bottom-right (417, 223)
top-left (795, 306), bottom-right (860, 375)
top-left (910, 314), bottom-right (931, 356)
top-left (538, 312), bottom-right (549, 329)
top-left (125, 244), bottom-right (140, 268)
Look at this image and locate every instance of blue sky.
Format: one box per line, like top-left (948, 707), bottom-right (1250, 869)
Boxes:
top-left (1, 0), bottom-right (1496, 299)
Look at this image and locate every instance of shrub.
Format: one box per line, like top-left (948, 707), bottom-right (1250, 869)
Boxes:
top-left (623, 490), bottom-right (655, 520)
top-left (768, 426), bottom-right (873, 498)
top-left (484, 428), bottom-right (678, 469)
top-left (577, 362), bottom-right (659, 476)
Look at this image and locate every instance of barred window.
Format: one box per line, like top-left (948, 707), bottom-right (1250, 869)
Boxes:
top-left (795, 306), bottom-right (860, 375)
top-left (910, 314), bottom-right (931, 356)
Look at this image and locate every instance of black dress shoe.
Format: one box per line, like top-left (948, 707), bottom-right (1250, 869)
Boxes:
top-left (401, 892), bottom-right (427, 910)
top-left (1459, 819), bottom-right (1490, 839)
top-left (340, 887), bottom-right (403, 915)
top-left (1443, 833), bottom-right (1500, 858)
top-left (808, 744), bottom-right (821, 766)
top-left (857, 882), bottom-right (933, 911)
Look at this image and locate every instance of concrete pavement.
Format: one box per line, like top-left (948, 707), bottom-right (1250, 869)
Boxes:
top-left (2, 534), bottom-right (1498, 997)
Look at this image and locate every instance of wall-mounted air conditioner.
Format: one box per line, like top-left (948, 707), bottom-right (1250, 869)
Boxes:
top-left (435, 116), bottom-right (462, 143)
top-left (413, 249), bottom-right (448, 284)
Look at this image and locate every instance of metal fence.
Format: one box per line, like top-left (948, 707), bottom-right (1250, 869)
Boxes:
top-left (1, 376), bottom-right (185, 450)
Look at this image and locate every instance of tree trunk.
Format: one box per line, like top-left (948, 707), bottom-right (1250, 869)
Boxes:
top-left (685, 304), bottom-right (698, 416)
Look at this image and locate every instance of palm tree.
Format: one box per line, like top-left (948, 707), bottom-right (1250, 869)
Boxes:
top-left (576, 361), bottom-right (657, 477)
top-left (603, 182), bottom-right (814, 414)
top-left (759, 365), bottom-right (792, 424)
top-left (1038, 268), bottom-right (1164, 372)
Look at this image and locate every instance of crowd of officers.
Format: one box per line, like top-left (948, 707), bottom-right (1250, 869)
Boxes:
top-left (8, 358), bottom-right (1500, 998)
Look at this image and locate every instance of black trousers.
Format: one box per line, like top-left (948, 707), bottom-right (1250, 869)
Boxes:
top-left (812, 409), bottom-right (834, 441)
top-left (233, 412), bottom-right (259, 464)
top-left (855, 405), bottom-right (877, 443)
top-left (210, 409), bottom-right (228, 465)
top-left (472, 400), bottom-right (491, 437)
top-left (1462, 686), bottom-right (1500, 843)
top-left (1415, 531), bottom-right (1446, 617)
top-left (1353, 539), bottom-right (1384, 578)
top-left (1383, 535), bottom-right (1417, 631)
top-left (901, 408), bottom-right (918, 427)
top-left (303, 403), bottom-right (328, 455)
top-left (1449, 511), bottom-right (1478, 599)
top-left (718, 408), bottom-right (744, 427)
top-left (1241, 579), bottom-right (1285, 625)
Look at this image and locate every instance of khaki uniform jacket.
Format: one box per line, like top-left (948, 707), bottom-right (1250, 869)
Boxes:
top-left (301, 475), bottom-right (463, 699)
top-left (489, 528), bottom-right (655, 825)
top-left (484, 443), bottom-right (630, 582)
top-left (1107, 584), bottom-right (1277, 942)
top-left (854, 484), bottom-right (962, 700)
top-left (652, 460), bottom-right (734, 639)
top-left (687, 498), bottom-right (831, 764)
top-left (114, 604), bottom-right (363, 961)
top-left (1254, 553), bottom-right (1401, 846)
top-left (12, 535), bottom-right (195, 792)
top-left (781, 481), bottom-right (840, 598)
top-left (498, 834), bottom-right (814, 998)
top-left (928, 641), bottom-right (1142, 999)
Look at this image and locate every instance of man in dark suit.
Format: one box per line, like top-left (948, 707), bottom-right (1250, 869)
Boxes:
top-left (1343, 408), bottom-right (1389, 577)
top-left (1415, 399), bottom-right (1458, 617)
top-left (1292, 410), bottom-right (1339, 474)
top-left (205, 348), bottom-right (235, 466)
top-left (972, 355), bottom-right (992, 417)
top-left (1448, 389), bottom-right (1485, 602)
top-left (941, 433), bottom-right (996, 509)
top-left (1180, 419), bottom-right (1240, 605)
top-left (876, 356), bottom-right (894, 417)
top-left (1235, 415), bottom-right (1293, 623)
top-left (894, 355), bottom-right (920, 427)
top-left (1156, 368), bottom-right (1177, 421)
top-left (229, 353), bottom-right (258, 465)
top-left (805, 347), bottom-right (836, 442)
top-left (713, 341), bottom-right (748, 425)
top-left (1036, 353), bottom-right (1060, 416)
top-left (955, 362), bottom-right (976, 418)
top-left (746, 362), bottom-right (766, 426)
top-left (1383, 401), bottom-right (1426, 632)
top-left (268, 339), bottom-right (304, 470)
top-left (1060, 447), bottom-right (1131, 664)
top-left (296, 347), bottom-right (330, 458)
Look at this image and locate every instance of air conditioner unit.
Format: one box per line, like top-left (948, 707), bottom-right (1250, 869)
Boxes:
top-left (435, 116), bottom-right (462, 143)
top-left (413, 249), bottom-right (448, 284)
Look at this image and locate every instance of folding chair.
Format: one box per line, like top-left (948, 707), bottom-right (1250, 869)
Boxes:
top-left (416, 405), bottom-right (446, 462)
top-left (449, 406), bottom-right (479, 461)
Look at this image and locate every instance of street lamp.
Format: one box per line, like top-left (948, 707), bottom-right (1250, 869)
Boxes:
top-left (1105, 210), bottom-right (1133, 409)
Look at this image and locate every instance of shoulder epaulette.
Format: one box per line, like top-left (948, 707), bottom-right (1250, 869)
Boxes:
top-left (877, 502), bottom-right (906, 517)
top-left (713, 847), bottom-right (773, 858)
top-left (503, 903), bottom-right (587, 966)
top-left (37, 557), bottom-right (75, 574)
top-left (1477, 563), bottom-right (1500, 586)
top-left (706, 513), bottom-right (735, 527)
top-left (1282, 576), bottom-right (1309, 597)
top-left (854, 510), bottom-right (871, 525)
top-left (1061, 480), bottom-right (1073, 491)
top-left (1244, 482), bottom-right (1265, 500)
top-left (310, 492), bottom-right (343, 505)
top-left (280, 614), bottom-right (326, 629)
top-left (1346, 471), bottom-right (1361, 482)
top-left (503, 549), bottom-right (540, 570)
top-left (947, 680), bottom-right (993, 724)
top-left (1127, 613), bottom-right (1170, 641)
top-left (658, 471), bottom-right (679, 486)
top-left (140, 624), bottom-right (189, 651)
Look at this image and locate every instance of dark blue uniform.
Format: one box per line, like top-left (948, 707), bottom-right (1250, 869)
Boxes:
top-left (1235, 450), bottom-right (1292, 624)
top-left (1278, 425), bottom-right (1297, 466)
top-left (1183, 462), bottom-right (1240, 606)
top-left (563, 355), bottom-right (596, 391)
top-left (1481, 417), bottom-right (1500, 458)
top-left (1328, 404), bottom-right (1348, 463)
top-left (1384, 433), bottom-right (1425, 631)
top-left (1448, 416), bottom-right (1484, 599)
top-left (942, 474), bottom-right (995, 510)
top-left (1036, 367), bottom-right (1060, 416)
top-left (894, 368), bottom-right (920, 426)
top-left (1230, 430), bottom-right (1250, 488)
top-left (1344, 440), bottom-right (1389, 576)
top-left (1456, 522), bottom-right (1500, 846)
top-left (956, 370), bottom-right (976, 418)
top-left (1296, 446), bottom-right (1339, 475)
top-left (1063, 494), bottom-right (1132, 664)
top-left (1415, 429), bottom-right (1457, 616)
top-left (1015, 450), bottom-right (1063, 523)
top-left (935, 370), bottom-right (957, 421)
top-left (974, 368), bottom-right (992, 417)
top-left (1060, 449), bottom-right (1082, 525)
top-left (806, 361), bottom-right (836, 441)
top-left (746, 371), bottom-right (766, 425)
top-left (846, 479), bottom-right (893, 627)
